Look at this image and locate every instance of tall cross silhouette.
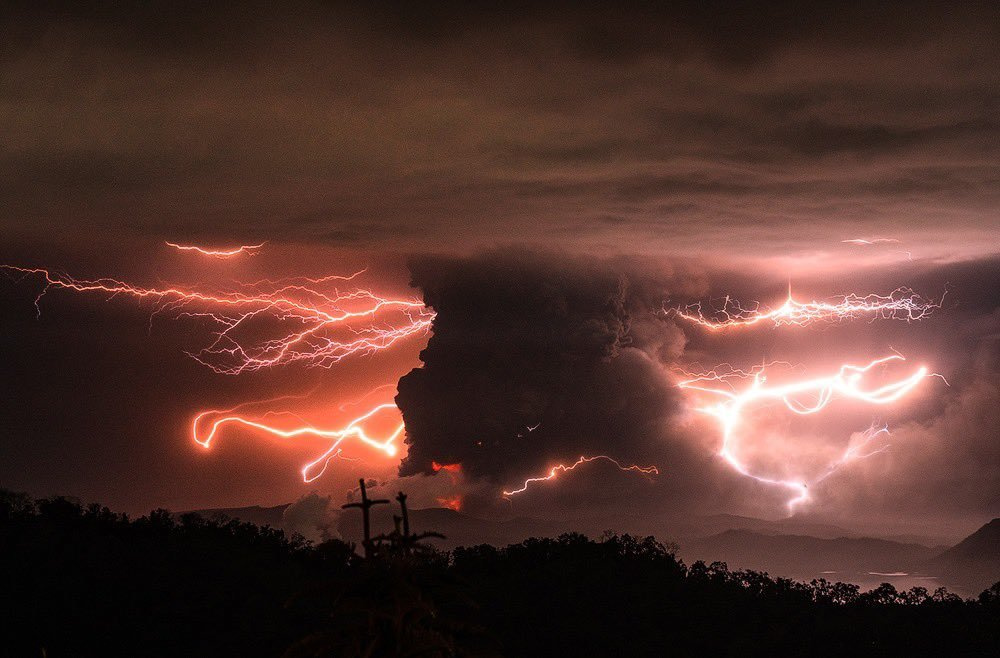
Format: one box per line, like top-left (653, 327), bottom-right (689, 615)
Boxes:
top-left (341, 479), bottom-right (389, 559)
top-left (396, 492), bottom-right (410, 537)
top-left (391, 490), bottom-right (444, 554)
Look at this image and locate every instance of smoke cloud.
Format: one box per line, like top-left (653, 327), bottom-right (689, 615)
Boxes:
top-left (395, 249), bottom-right (1000, 528)
top-left (396, 251), bottom-right (685, 485)
top-left (280, 492), bottom-right (342, 542)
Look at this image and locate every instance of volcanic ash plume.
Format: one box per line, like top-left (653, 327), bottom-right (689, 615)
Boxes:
top-left (395, 251), bottom-right (682, 484)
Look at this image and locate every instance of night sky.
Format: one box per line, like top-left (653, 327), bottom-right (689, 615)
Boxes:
top-left (1, 2), bottom-right (997, 538)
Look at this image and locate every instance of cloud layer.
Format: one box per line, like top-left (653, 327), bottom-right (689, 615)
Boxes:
top-left (2, 2), bottom-right (998, 260)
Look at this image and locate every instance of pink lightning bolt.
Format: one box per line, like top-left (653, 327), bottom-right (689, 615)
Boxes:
top-left (671, 287), bottom-right (941, 330)
top-left (1, 263), bottom-right (429, 482)
top-left (193, 401), bottom-right (404, 482)
top-left (677, 355), bottom-right (941, 512)
top-left (1, 265), bottom-right (434, 374)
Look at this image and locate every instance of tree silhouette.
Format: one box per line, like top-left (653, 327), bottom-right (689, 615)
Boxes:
top-left (2, 488), bottom-right (998, 657)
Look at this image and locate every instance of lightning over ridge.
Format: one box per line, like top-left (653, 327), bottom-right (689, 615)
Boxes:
top-left (503, 456), bottom-right (660, 497)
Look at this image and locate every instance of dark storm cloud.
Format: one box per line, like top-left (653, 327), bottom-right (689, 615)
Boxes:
top-left (1, 1), bottom-right (997, 257)
top-left (395, 251), bottom-right (687, 483)
top-left (813, 259), bottom-right (1000, 523)
top-left (815, 371), bottom-right (1000, 527)
top-left (394, 249), bottom-right (1000, 524)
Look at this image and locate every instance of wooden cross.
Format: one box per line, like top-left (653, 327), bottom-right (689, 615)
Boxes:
top-left (396, 492), bottom-right (410, 538)
top-left (394, 490), bottom-right (444, 554)
top-left (341, 478), bottom-right (389, 558)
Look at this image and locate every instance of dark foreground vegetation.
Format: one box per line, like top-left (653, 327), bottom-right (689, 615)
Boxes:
top-left (2, 490), bottom-right (998, 657)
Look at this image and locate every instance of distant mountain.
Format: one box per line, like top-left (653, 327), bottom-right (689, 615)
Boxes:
top-left (184, 502), bottom-right (999, 595)
top-left (927, 518), bottom-right (1000, 594)
top-left (670, 513), bottom-right (858, 541)
top-left (180, 503), bottom-right (289, 528)
top-left (680, 530), bottom-right (939, 586)
top-left (336, 506), bottom-right (566, 549)
top-left (182, 502), bottom-right (567, 548)
top-left (669, 514), bottom-right (954, 547)
top-left (180, 502), bottom-right (945, 550)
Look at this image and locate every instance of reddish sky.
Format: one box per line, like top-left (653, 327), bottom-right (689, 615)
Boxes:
top-left (1, 2), bottom-right (997, 534)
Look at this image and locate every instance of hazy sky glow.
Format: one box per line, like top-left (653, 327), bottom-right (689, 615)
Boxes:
top-left (1, 2), bottom-right (997, 537)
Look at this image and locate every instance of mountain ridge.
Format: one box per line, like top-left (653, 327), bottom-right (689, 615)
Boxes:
top-left (926, 518), bottom-right (1000, 593)
top-left (182, 503), bottom-right (999, 594)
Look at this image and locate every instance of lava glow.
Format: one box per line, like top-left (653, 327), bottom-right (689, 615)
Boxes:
top-left (677, 355), bottom-right (938, 511)
top-left (436, 495), bottom-right (463, 511)
top-left (672, 287), bottom-right (940, 330)
top-left (193, 402), bottom-right (403, 482)
top-left (1, 265), bottom-right (434, 374)
top-left (502, 456), bottom-right (660, 497)
top-left (165, 241), bottom-right (265, 257)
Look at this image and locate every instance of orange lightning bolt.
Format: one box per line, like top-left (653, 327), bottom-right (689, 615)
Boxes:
top-left (502, 456), bottom-right (660, 497)
top-left (193, 402), bottom-right (403, 482)
top-left (1, 263), bottom-right (430, 482)
top-left (165, 241), bottom-right (265, 257)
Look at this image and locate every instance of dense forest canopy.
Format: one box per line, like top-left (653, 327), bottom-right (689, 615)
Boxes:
top-left (2, 489), bottom-right (998, 657)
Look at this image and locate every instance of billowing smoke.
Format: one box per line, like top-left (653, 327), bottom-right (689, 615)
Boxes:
top-left (396, 251), bottom-right (684, 484)
top-left (395, 249), bottom-right (1000, 529)
top-left (280, 492), bottom-right (342, 542)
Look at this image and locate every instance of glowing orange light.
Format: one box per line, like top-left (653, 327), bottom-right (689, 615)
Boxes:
top-left (2, 265), bottom-right (434, 374)
top-left (431, 461), bottom-right (463, 485)
top-left (671, 287), bottom-right (940, 331)
top-left (436, 495), bottom-right (462, 511)
top-left (841, 238), bottom-right (900, 246)
top-left (165, 241), bottom-right (265, 257)
top-left (677, 355), bottom-right (941, 511)
top-left (193, 402), bottom-right (403, 482)
top-left (502, 456), bottom-right (660, 497)
top-left (2, 263), bottom-right (430, 482)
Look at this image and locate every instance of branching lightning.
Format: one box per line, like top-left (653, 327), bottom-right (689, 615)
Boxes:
top-left (2, 260), bottom-right (951, 509)
top-left (1, 263), bottom-right (429, 481)
top-left (502, 456), bottom-right (660, 497)
top-left (671, 287), bottom-right (940, 330)
top-left (1, 265), bottom-right (434, 374)
top-left (677, 355), bottom-right (940, 511)
top-left (814, 423), bottom-right (892, 485)
top-left (193, 402), bottom-right (403, 483)
top-left (165, 241), bottom-right (265, 257)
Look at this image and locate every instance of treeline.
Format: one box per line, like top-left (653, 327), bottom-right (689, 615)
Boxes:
top-left (1, 490), bottom-right (998, 657)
